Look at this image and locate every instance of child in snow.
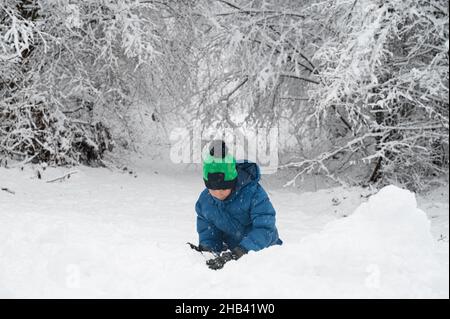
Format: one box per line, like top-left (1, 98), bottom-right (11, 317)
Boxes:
top-left (190, 140), bottom-right (282, 270)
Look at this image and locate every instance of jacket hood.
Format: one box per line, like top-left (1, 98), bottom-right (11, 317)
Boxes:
top-left (235, 160), bottom-right (260, 192)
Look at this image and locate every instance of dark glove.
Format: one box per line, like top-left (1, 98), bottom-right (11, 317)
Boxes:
top-left (187, 242), bottom-right (212, 253)
top-left (206, 246), bottom-right (247, 270)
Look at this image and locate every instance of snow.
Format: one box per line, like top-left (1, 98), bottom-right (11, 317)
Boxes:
top-left (0, 163), bottom-right (448, 298)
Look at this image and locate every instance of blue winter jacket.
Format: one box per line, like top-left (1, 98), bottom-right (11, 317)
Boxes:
top-left (195, 161), bottom-right (282, 253)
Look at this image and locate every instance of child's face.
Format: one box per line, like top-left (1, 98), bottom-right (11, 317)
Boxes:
top-left (209, 188), bottom-right (232, 201)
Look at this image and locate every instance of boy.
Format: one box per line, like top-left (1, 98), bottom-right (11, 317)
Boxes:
top-left (191, 140), bottom-right (282, 270)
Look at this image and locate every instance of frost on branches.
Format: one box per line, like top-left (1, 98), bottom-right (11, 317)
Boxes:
top-left (1, 0), bottom-right (448, 190)
top-left (305, 0), bottom-right (449, 190)
top-left (189, 0), bottom-right (448, 190)
top-left (0, 0), bottom-right (171, 165)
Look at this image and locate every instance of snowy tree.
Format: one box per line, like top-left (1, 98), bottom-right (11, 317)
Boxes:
top-left (303, 0), bottom-right (449, 190)
top-left (191, 0), bottom-right (448, 190)
top-left (0, 0), bottom-right (196, 164)
top-left (187, 0), bottom-right (320, 128)
top-left (1, 0), bottom-right (447, 190)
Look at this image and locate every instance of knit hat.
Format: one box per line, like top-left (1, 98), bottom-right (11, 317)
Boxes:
top-left (203, 140), bottom-right (238, 190)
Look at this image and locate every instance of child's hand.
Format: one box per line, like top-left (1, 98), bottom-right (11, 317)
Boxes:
top-left (206, 246), bottom-right (247, 270)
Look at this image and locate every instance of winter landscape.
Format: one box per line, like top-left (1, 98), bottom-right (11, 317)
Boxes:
top-left (1, 0), bottom-right (448, 299)
top-left (0, 157), bottom-right (449, 298)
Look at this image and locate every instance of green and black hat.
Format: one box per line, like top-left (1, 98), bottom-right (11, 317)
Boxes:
top-left (203, 140), bottom-right (238, 190)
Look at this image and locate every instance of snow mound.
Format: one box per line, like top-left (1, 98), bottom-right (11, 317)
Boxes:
top-left (0, 165), bottom-right (447, 299)
top-left (214, 185), bottom-right (447, 298)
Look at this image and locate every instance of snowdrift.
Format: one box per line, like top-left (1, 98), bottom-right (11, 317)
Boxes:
top-left (214, 185), bottom-right (448, 298)
top-left (0, 177), bottom-right (447, 298)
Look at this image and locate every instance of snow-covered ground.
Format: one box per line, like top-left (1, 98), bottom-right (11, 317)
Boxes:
top-left (0, 160), bottom-right (448, 298)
